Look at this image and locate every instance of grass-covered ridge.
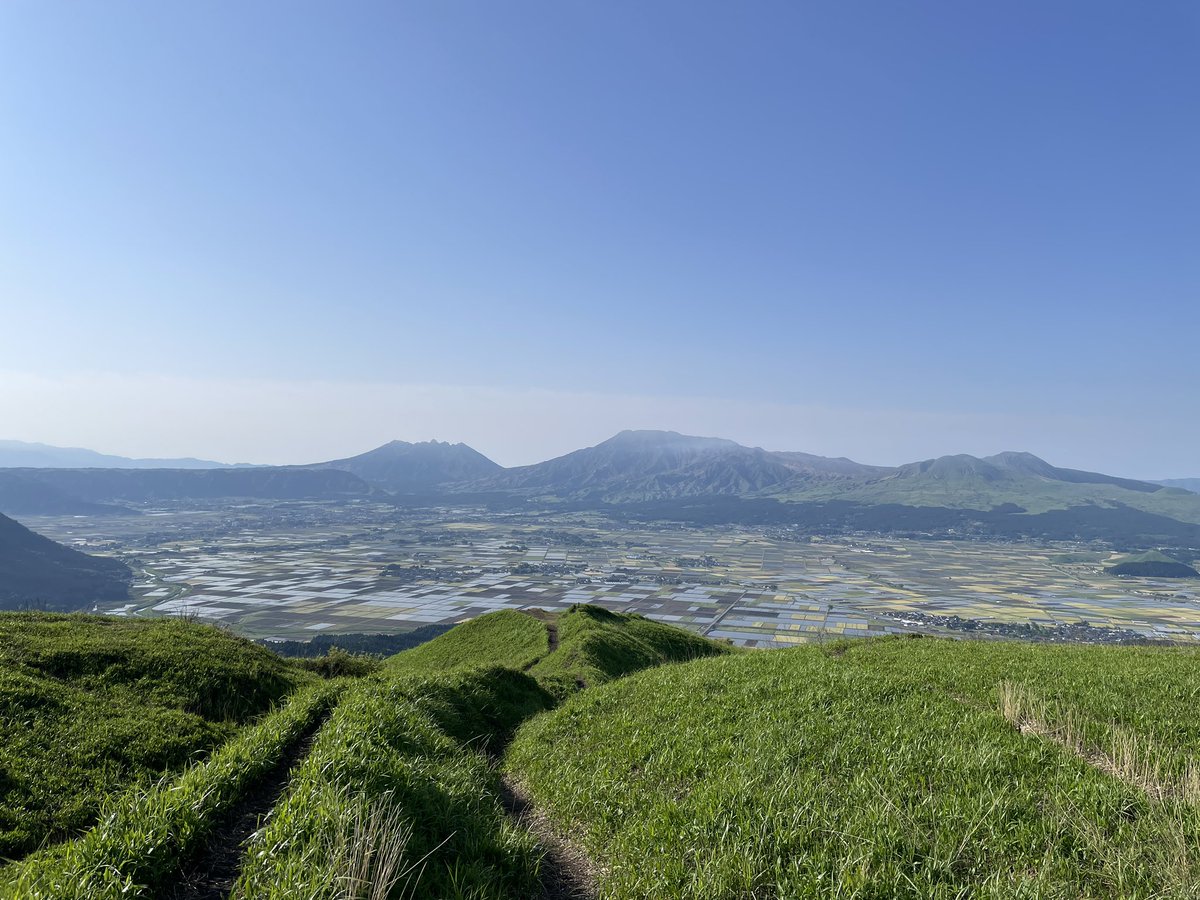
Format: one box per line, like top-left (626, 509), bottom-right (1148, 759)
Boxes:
top-left (0, 612), bottom-right (314, 860)
top-left (235, 667), bottom-right (553, 899)
top-left (529, 604), bottom-right (730, 695)
top-left (2, 682), bottom-right (340, 900)
top-left (238, 606), bottom-right (727, 897)
top-left (384, 608), bottom-right (550, 674)
top-left (507, 636), bottom-right (1200, 898)
top-left (23, 604), bottom-right (1200, 898)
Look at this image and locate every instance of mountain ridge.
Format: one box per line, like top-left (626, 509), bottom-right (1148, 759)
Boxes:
top-left (0, 440), bottom-right (253, 469)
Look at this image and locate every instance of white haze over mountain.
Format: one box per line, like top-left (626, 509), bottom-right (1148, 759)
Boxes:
top-left (0, 369), bottom-right (1194, 480)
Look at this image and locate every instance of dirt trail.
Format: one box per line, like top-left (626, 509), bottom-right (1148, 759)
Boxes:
top-left (521, 612), bottom-right (560, 670)
top-left (500, 775), bottom-right (597, 900)
top-left (168, 721), bottom-right (324, 900)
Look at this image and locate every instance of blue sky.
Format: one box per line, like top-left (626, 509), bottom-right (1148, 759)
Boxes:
top-left (1, 1), bottom-right (1197, 473)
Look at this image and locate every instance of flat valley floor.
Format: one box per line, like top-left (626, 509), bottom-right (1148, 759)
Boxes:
top-left (23, 500), bottom-right (1200, 646)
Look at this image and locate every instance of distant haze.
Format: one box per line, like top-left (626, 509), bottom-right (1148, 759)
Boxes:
top-left (0, 370), bottom-right (1194, 480)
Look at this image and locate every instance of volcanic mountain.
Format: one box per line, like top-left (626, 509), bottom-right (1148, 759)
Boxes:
top-left (476, 430), bottom-right (870, 502)
top-left (309, 440), bottom-right (502, 492)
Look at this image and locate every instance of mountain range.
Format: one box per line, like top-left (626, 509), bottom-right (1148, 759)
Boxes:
top-left (0, 440), bottom-right (252, 469)
top-left (1, 431), bottom-right (1197, 546)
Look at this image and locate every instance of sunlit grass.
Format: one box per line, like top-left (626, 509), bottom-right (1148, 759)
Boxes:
top-left (0, 611), bottom-right (315, 859)
top-left (508, 640), bottom-right (1200, 898)
top-left (1, 681), bottom-right (340, 900)
top-left (235, 667), bottom-right (552, 899)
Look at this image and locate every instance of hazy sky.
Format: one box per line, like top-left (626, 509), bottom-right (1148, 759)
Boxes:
top-left (1, 2), bottom-right (1197, 475)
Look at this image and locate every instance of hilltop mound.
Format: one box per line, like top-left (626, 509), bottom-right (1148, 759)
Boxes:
top-left (0, 513), bottom-right (131, 611)
top-left (1107, 560), bottom-right (1200, 578)
top-left (529, 603), bottom-right (729, 693)
top-left (385, 608), bottom-right (551, 673)
top-left (385, 604), bottom-right (729, 691)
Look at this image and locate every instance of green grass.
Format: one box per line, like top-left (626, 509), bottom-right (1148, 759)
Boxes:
top-left (1, 681), bottom-right (340, 900)
top-left (0, 612), bottom-right (314, 860)
top-left (236, 604), bottom-right (724, 897)
top-left (528, 604), bottom-right (730, 696)
top-left (384, 609), bottom-right (550, 674)
top-left (507, 639), bottom-right (1200, 898)
top-left (27, 604), bottom-right (1200, 898)
top-left (846, 637), bottom-right (1200, 780)
top-left (234, 666), bottom-right (554, 899)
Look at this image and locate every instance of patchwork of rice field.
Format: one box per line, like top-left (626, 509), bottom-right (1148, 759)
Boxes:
top-left (21, 501), bottom-right (1200, 645)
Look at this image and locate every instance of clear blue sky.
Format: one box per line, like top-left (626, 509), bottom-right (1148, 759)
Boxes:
top-left (1, 1), bottom-right (1197, 473)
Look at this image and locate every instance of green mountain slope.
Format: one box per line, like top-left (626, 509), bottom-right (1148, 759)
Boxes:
top-left (771, 451), bottom-right (1200, 526)
top-left (462, 431), bottom-right (1200, 541)
top-left (1159, 478), bottom-right (1200, 494)
top-left (477, 430), bottom-right (864, 502)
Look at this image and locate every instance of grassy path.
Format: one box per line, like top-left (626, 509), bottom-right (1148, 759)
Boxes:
top-left (2, 682), bottom-right (341, 900)
top-left (167, 715), bottom-right (328, 900)
top-left (499, 775), bottom-right (595, 900)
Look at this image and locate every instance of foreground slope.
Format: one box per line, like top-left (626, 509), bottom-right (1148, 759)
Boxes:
top-left (21, 605), bottom-right (1200, 898)
top-left (0, 613), bottom-right (312, 860)
top-left (0, 514), bottom-right (130, 611)
top-left (507, 637), bottom-right (1200, 899)
top-left (234, 605), bottom-right (727, 899)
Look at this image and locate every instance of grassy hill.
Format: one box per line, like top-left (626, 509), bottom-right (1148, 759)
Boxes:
top-left (9, 607), bottom-right (1200, 898)
top-left (0, 613), bottom-right (314, 860)
top-left (507, 637), bottom-right (1200, 898)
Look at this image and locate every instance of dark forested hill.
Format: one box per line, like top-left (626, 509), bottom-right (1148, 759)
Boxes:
top-left (0, 513), bottom-right (131, 610)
